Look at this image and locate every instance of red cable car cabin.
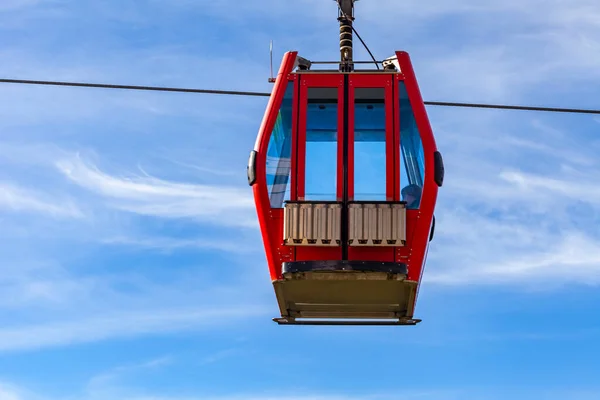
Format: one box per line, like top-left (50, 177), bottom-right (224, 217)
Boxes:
top-left (248, 51), bottom-right (444, 325)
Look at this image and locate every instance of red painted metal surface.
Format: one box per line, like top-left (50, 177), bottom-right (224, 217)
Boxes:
top-left (295, 73), bottom-right (344, 263)
top-left (252, 51), bottom-right (297, 281)
top-left (395, 51), bottom-right (439, 286)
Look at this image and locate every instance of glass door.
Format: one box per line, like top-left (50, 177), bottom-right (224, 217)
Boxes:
top-left (348, 75), bottom-right (397, 203)
top-left (292, 73), bottom-right (396, 261)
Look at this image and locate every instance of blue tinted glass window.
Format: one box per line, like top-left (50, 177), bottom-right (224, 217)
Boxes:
top-left (399, 81), bottom-right (425, 209)
top-left (305, 87), bottom-right (338, 201)
top-left (354, 87), bottom-right (386, 201)
top-left (266, 84), bottom-right (294, 208)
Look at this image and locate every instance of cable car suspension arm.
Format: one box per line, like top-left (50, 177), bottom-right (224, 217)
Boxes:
top-left (335, 0), bottom-right (379, 71)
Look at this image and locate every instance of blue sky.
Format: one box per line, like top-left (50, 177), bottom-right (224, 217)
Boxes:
top-left (2, 0), bottom-right (600, 399)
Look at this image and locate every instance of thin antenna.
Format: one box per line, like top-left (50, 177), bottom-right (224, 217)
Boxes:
top-left (268, 40), bottom-right (276, 83)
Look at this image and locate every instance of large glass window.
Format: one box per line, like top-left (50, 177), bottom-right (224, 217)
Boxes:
top-left (304, 87), bottom-right (338, 201)
top-left (354, 87), bottom-right (386, 201)
top-left (266, 84), bottom-right (294, 208)
top-left (399, 81), bottom-right (425, 209)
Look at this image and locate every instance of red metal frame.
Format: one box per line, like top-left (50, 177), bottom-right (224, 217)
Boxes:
top-left (346, 74), bottom-right (396, 201)
top-left (294, 73), bottom-right (344, 263)
top-left (252, 51), bottom-right (440, 310)
top-left (295, 74), bottom-right (344, 201)
top-left (252, 51), bottom-right (298, 281)
top-left (394, 51), bottom-right (439, 289)
top-left (347, 74), bottom-right (396, 263)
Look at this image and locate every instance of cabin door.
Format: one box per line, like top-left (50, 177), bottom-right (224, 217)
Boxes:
top-left (292, 73), bottom-right (398, 260)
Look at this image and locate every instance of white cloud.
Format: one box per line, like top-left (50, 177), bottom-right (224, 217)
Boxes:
top-left (0, 182), bottom-right (83, 218)
top-left (55, 154), bottom-right (256, 228)
top-left (0, 265), bottom-right (89, 309)
top-left (427, 228), bottom-right (600, 286)
top-left (0, 386), bottom-right (21, 400)
top-left (87, 356), bottom-right (173, 389)
top-left (346, 0), bottom-right (600, 106)
top-left (101, 235), bottom-right (259, 254)
top-left (422, 107), bottom-right (600, 287)
top-left (0, 247), bottom-right (273, 353)
top-left (4, 381), bottom-right (600, 400)
top-left (0, 384), bottom-right (461, 400)
top-left (0, 306), bottom-right (268, 353)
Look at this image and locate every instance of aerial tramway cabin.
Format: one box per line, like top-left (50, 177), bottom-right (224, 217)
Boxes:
top-left (248, 49), bottom-right (444, 325)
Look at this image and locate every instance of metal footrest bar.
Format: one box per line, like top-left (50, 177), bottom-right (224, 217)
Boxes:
top-left (272, 317), bottom-right (421, 326)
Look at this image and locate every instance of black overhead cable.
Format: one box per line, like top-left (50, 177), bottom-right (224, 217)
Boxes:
top-left (1, 78), bottom-right (600, 115)
top-left (0, 78), bottom-right (269, 97)
top-left (424, 101), bottom-right (600, 115)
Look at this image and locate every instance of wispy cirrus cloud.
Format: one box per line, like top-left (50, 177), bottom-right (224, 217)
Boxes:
top-left (101, 235), bottom-right (259, 254)
top-left (0, 305), bottom-right (268, 353)
top-left (0, 381), bottom-right (465, 400)
top-left (55, 154), bottom-right (256, 228)
top-left (0, 131), bottom-right (264, 352)
top-left (0, 383), bottom-right (25, 400)
top-left (5, 381), bottom-right (600, 400)
top-left (424, 107), bottom-right (600, 287)
top-left (87, 356), bottom-right (173, 390)
top-left (0, 182), bottom-right (83, 218)
top-left (345, 0), bottom-right (600, 106)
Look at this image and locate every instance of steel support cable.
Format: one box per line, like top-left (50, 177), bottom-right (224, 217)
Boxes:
top-left (1, 78), bottom-right (600, 115)
top-left (0, 78), bottom-right (269, 97)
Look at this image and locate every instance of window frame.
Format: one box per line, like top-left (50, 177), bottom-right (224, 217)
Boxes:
top-left (265, 84), bottom-right (295, 208)
top-left (398, 80), bottom-right (426, 209)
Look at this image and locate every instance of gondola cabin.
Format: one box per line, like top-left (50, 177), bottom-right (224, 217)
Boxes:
top-left (248, 51), bottom-right (444, 325)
